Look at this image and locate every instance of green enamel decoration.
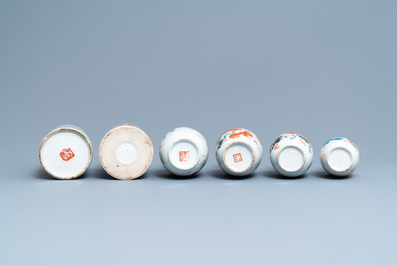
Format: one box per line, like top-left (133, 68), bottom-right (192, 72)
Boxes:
top-left (217, 136), bottom-right (225, 149)
top-left (217, 131), bottom-right (235, 149)
top-left (298, 135), bottom-right (309, 144)
top-left (323, 137), bottom-right (344, 146)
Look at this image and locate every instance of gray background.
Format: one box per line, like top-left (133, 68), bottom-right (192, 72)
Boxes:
top-left (1, 1), bottom-right (396, 264)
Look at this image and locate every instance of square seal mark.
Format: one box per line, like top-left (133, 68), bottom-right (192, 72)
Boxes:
top-left (179, 151), bottom-right (190, 162)
top-left (233, 153), bottom-right (243, 163)
top-left (60, 148), bottom-right (75, 161)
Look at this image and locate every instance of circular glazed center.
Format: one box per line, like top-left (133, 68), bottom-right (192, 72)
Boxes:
top-left (224, 143), bottom-right (254, 173)
top-left (278, 146), bottom-right (304, 172)
top-left (328, 147), bottom-right (352, 172)
top-left (169, 140), bottom-right (199, 170)
top-left (116, 142), bottom-right (138, 164)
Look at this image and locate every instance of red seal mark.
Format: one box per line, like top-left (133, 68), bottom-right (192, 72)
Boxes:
top-left (59, 148), bottom-right (75, 161)
top-left (179, 151), bottom-right (190, 162)
top-left (233, 153), bottom-right (243, 163)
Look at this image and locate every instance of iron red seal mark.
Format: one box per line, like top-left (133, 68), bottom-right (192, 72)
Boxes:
top-left (233, 153), bottom-right (243, 163)
top-left (179, 151), bottom-right (190, 162)
top-left (60, 148), bottom-right (75, 161)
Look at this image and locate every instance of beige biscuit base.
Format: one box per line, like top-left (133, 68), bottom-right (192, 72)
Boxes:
top-left (99, 125), bottom-right (154, 180)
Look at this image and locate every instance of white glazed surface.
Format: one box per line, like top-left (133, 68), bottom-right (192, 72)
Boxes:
top-left (159, 127), bottom-right (208, 176)
top-left (39, 125), bottom-right (93, 180)
top-left (320, 137), bottom-right (360, 176)
top-left (215, 128), bottom-right (263, 176)
top-left (99, 124), bottom-right (154, 180)
top-left (270, 132), bottom-right (313, 177)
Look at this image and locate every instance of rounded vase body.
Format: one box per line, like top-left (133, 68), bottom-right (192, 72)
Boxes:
top-left (159, 127), bottom-right (208, 176)
top-left (215, 128), bottom-right (263, 176)
top-left (270, 132), bottom-right (313, 177)
top-left (320, 137), bottom-right (360, 176)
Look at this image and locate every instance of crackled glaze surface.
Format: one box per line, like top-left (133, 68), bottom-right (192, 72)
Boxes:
top-left (99, 124), bottom-right (153, 180)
